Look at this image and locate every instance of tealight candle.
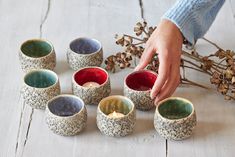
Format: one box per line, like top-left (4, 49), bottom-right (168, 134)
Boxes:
top-left (72, 67), bottom-right (111, 105)
top-left (108, 111), bottom-right (125, 118)
top-left (97, 95), bottom-right (136, 137)
top-left (82, 81), bottom-right (100, 87)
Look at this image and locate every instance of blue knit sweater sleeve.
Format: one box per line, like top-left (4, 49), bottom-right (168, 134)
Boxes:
top-left (162, 0), bottom-right (225, 44)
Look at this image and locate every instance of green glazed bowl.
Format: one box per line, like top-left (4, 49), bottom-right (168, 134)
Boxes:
top-left (154, 97), bottom-right (197, 140)
top-left (19, 39), bottom-right (56, 73)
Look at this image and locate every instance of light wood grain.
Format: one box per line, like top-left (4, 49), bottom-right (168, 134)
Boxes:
top-left (13, 0), bottom-right (166, 157)
top-left (143, 0), bottom-right (235, 157)
top-left (1, 0), bottom-right (235, 157)
top-left (0, 0), bottom-right (45, 156)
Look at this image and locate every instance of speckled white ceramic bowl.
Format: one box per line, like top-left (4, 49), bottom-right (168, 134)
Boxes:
top-left (72, 67), bottom-right (111, 105)
top-left (21, 69), bottom-right (61, 110)
top-left (154, 97), bottom-right (197, 140)
top-left (67, 37), bottom-right (103, 70)
top-left (96, 95), bottom-right (136, 137)
top-left (45, 94), bottom-right (87, 136)
top-left (124, 70), bottom-right (157, 111)
top-left (19, 39), bottom-right (56, 73)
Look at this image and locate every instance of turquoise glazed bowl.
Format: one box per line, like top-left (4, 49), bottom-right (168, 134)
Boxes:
top-left (154, 97), bottom-right (197, 140)
top-left (67, 37), bottom-right (103, 70)
top-left (45, 94), bottom-right (87, 136)
top-left (96, 95), bottom-right (136, 137)
top-left (124, 70), bottom-right (157, 111)
top-left (21, 69), bottom-right (61, 109)
top-left (19, 39), bottom-right (56, 72)
top-left (72, 67), bottom-right (111, 105)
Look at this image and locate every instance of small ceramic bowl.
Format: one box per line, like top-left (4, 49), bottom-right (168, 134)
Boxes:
top-left (72, 67), bottom-right (111, 105)
top-left (154, 97), bottom-right (197, 140)
top-left (124, 70), bottom-right (157, 111)
top-left (96, 95), bottom-right (136, 137)
top-left (67, 37), bottom-right (103, 70)
top-left (45, 94), bottom-right (87, 136)
top-left (19, 39), bottom-right (56, 73)
top-left (21, 69), bottom-right (61, 110)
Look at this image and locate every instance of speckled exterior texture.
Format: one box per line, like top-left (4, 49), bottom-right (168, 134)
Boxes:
top-left (45, 105), bottom-right (87, 136)
top-left (154, 106), bottom-right (197, 141)
top-left (19, 50), bottom-right (56, 73)
top-left (96, 107), bottom-right (136, 137)
top-left (123, 83), bottom-right (155, 111)
top-left (21, 81), bottom-right (61, 110)
top-left (67, 48), bottom-right (103, 70)
top-left (72, 78), bottom-right (111, 105)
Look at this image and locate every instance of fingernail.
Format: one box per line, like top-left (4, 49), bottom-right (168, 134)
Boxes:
top-left (134, 67), bottom-right (139, 71)
top-left (154, 102), bottom-right (158, 106)
top-left (154, 97), bottom-right (159, 105)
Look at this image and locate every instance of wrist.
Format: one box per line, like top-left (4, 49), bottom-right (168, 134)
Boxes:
top-left (160, 19), bottom-right (183, 45)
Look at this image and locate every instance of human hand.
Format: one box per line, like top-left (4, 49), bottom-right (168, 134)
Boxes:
top-left (135, 19), bottom-right (183, 105)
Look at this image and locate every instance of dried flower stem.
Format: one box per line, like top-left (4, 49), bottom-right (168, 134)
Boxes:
top-left (202, 37), bottom-right (221, 50)
top-left (181, 78), bottom-right (209, 89)
top-left (105, 21), bottom-right (235, 101)
top-left (123, 34), bottom-right (144, 42)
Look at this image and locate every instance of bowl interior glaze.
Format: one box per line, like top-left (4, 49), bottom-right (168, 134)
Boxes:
top-left (125, 70), bottom-right (157, 91)
top-left (158, 99), bottom-right (193, 120)
top-left (21, 40), bottom-right (52, 58)
top-left (99, 96), bottom-right (134, 115)
top-left (70, 38), bottom-right (101, 54)
top-left (48, 95), bottom-right (84, 117)
top-left (24, 70), bottom-right (57, 88)
top-left (74, 67), bottom-right (108, 86)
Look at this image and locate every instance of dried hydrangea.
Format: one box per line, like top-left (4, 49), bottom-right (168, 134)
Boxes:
top-left (105, 21), bottom-right (235, 101)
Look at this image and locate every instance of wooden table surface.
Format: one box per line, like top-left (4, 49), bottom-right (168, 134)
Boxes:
top-left (1, 0), bottom-right (235, 156)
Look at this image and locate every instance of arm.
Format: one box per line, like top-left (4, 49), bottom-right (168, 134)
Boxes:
top-left (135, 0), bottom-right (225, 104)
top-left (163, 0), bottom-right (225, 44)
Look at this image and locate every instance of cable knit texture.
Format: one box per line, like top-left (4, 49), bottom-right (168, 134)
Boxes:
top-left (162, 0), bottom-right (225, 44)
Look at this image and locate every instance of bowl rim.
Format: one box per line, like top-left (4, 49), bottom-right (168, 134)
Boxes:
top-left (124, 69), bottom-right (158, 92)
top-left (23, 69), bottom-right (59, 90)
top-left (156, 97), bottom-right (195, 121)
top-left (72, 66), bottom-right (109, 88)
top-left (46, 94), bottom-right (86, 119)
top-left (68, 37), bottom-right (102, 56)
top-left (97, 95), bottom-right (135, 119)
top-left (20, 38), bottom-right (54, 59)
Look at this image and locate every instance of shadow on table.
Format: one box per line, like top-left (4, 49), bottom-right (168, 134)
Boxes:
top-left (131, 117), bottom-right (155, 137)
top-left (194, 120), bottom-right (227, 139)
top-left (110, 88), bottom-right (123, 95)
top-left (174, 87), bottom-right (212, 102)
top-left (54, 59), bottom-right (71, 75)
top-left (80, 116), bottom-right (99, 135)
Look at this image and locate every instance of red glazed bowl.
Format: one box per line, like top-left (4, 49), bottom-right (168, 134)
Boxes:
top-left (72, 67), bottom-right (111, 105)
top-left (124, 70), bottom-right (157, 110)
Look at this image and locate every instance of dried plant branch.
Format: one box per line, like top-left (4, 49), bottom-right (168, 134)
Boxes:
top-left (105, 21), bottom-right (235, 101)
top-left (202, 37), bottom-right (221, 50)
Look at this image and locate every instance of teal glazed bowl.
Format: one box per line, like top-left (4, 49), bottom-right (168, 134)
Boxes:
top-left (67, 37), bottom-right (103, 70)
top-left (96, 95), bottom-right (136, 137)
top-left (21, 69), bottom-right (61, 109)
top-left (45, 94), bottom-right (87, 136)
top-left (154, 97), bottom-right (197, 140)
top-left (19, 39), bottom-right (56, 72)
